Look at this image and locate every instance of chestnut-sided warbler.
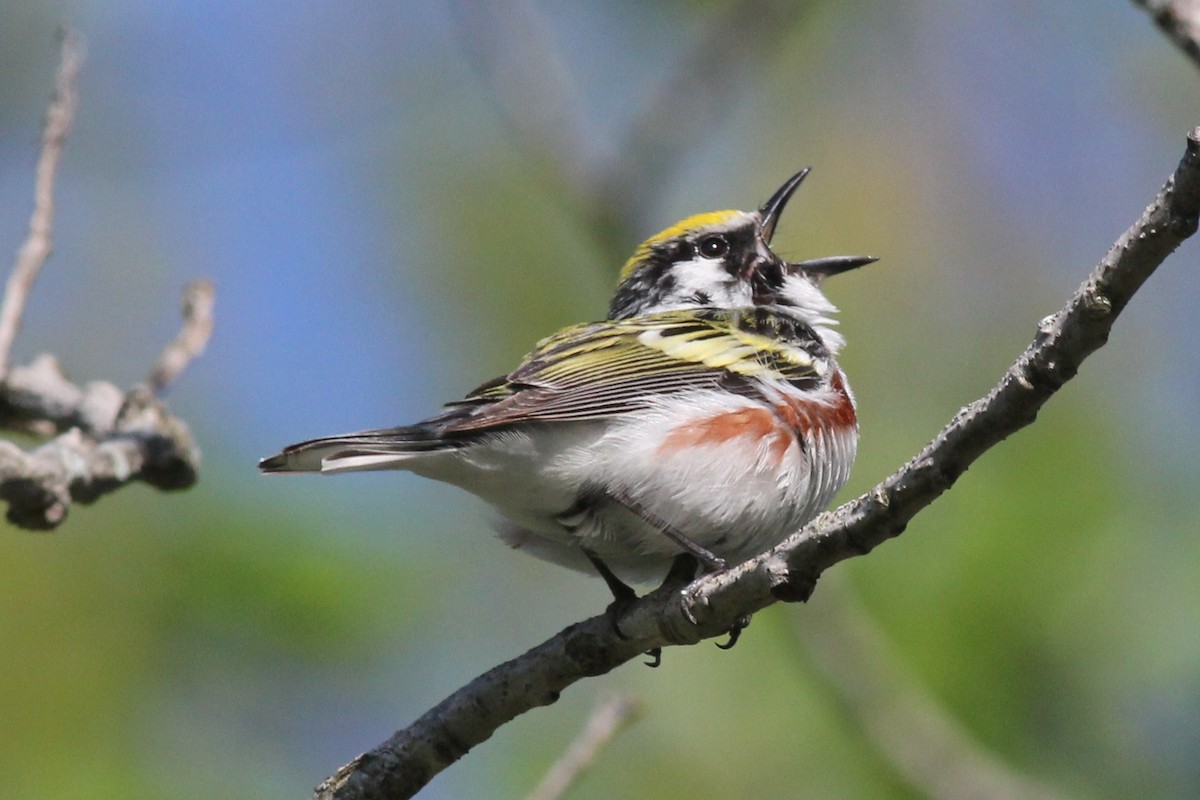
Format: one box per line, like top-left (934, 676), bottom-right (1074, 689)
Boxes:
top-left (261, 170), bottom-right (873, 595)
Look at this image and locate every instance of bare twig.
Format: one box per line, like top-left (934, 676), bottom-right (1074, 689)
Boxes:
top-left (525, 695), bottom-right (642, 800)
top-left (0, 34), bottom-right (208, 529)
top-left (793, 578), bottom-right (1074, 800)
top-left (0, 29), bottom-right (84, 376)
top-left (311, 131), bottom-right (1200, 800)
top-left (1133, 0), bottom-right (1200, 70)
top-left (147, 279), bottom-right (216, 394)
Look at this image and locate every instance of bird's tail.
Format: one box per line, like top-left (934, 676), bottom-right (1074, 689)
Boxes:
top-left (259, 425), bottom-right (455, 475)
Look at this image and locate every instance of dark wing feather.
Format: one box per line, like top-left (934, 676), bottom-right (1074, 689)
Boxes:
top-left (260, 307), bottom-right (826, 471)
top-left (433, 307), bottom-right (823, 433)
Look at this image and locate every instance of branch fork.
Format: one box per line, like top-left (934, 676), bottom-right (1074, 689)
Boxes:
top-left (0, 32), bottom-right (213, 530)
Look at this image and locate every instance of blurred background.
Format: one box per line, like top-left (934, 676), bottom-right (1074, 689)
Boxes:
top-left (1, 2), bottom-right (1198, 798)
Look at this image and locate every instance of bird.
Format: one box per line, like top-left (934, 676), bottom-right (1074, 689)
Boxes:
top-left (261, 169), bottom-right (874, 605)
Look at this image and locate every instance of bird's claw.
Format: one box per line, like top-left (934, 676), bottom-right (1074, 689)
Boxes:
top-left (679, 585), bottom-right (751, 650)
top-left (715, 614), bottom-right (751, 649)
top-left (679, 585), bottom-right (702, 626)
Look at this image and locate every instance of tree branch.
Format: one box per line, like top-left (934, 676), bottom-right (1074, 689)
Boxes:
top-left (147, 279), bottom-right (215, 395)
top-left (1133, 0), bottom-right (1200, 70)
top-left (0, 281), bottom-right (210, 529)
top-left (312, 130), bottom-right (1200, 800)
top-left (0, 370), bottom-right (200, 529)
top-left (0, 34), bottom-right (211, 529)
top-left (0, 28), bottom-right (83, 377)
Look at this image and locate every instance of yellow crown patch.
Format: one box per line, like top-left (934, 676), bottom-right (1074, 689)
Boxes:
top-left (618, 210), bottom-right (746, 283)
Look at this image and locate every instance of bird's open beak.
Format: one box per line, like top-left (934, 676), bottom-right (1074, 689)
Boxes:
top-left (788, 254), bottom-right (878, 280)
top-left (759, 169), bottom-right (877, 280)
top-left (758, 168), bottom-right (810, 244)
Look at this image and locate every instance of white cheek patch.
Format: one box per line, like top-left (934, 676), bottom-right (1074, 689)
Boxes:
top-left (668, 257), bottom-right (752, 308)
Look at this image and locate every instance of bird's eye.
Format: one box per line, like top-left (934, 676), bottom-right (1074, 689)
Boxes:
top-left (698, 235), bottom-right (729, 259)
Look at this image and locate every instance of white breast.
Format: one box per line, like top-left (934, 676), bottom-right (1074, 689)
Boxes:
top-left (443, 383), bottom-right (859, 583)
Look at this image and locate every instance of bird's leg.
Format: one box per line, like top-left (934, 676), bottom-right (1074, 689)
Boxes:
top-left (607, 491), bottom-right (750, 650)
top-left (584, 550), bottom-right (664, 667)
top-left (565, 500), bottom-right (638, 631)
top-left (585, 550), bottom-right (637, 613)
top-left (607, 489), bottom-right (727, 572)
top-left (662, 552), bottom-right (701, 585)
top-left (716, 615), bottom-right (751, 650)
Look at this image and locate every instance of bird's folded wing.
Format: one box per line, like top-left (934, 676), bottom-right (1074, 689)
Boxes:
top-left (436, 308), bottom-right (822, 431)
